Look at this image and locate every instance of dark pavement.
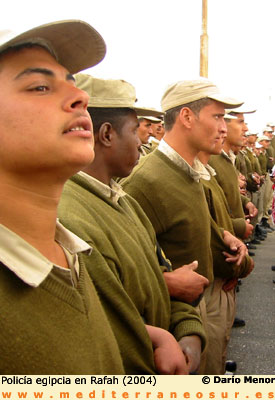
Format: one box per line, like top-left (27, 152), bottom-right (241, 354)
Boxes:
top-left (227, 228), bottom-right (275, 374)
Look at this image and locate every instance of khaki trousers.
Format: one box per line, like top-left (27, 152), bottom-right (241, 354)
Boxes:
top-left (263, 175), bottom-right (273, 219)
top-left (197, 278), bottom-right (236, 375)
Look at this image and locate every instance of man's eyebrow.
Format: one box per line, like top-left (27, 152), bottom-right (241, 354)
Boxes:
top-left (14, 67), bottom-right (75, 82)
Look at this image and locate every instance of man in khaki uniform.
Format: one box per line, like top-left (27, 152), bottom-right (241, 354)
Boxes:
top-left (149, 119), bottom-right (165, 150)
top-left (256, 134), bottom-right (274, 232)
top-left (0, 20), bottom-right (125, 374)
top-left (122, 78), bottom-right (247, 374)
top-left (265, 124), bottom-right (275, 153)
top-left (138, 115), bottom-right (163, 155)
top-left (209, 106), bottom-right (258, 240)
top-left (195, 112), bottom-right (254, 374)
top-left (260, 128), bottom-right (275, 230)
top-left (59, 75), bottom-right (208, 374)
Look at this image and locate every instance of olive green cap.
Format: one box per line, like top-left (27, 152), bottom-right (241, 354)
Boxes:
top-left (263, 126), bottom-right (273, 133)
top-left (138, 115), bottom-right (163, 122)
top-left (226, 105), bottom-right (257, 114)
top-left (75, 73), bottom-right (163, 117)
top-left (257, 135), bottom-right (271, 142)
top-left (0, 20), bottom-right (106, 74)
top-left (245, 131), bottom-right (258, 136)
top-left (161, 78), bottom-right (243, 112)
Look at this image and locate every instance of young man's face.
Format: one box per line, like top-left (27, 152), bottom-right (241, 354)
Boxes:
top-left (246, 134), bottom-right (257, 145)
top-left (152, 122), bottom-right (165, 140)
top-left (190, 100), bottom-right (227, 153)
top-left (260, 140), bottom-right (270, 149)
top-left (0, 46), bottom-right (94, 180)
top-left (137, 119), bottom-right (153, 144)
top-left (226, 113), bottom-right (248, 147)
top-left (265, 132), bottom-right (273, 140)
top-left (112, 113), bottom-right (141, 178)
top-left (212, 130), bottom-right (227, 154)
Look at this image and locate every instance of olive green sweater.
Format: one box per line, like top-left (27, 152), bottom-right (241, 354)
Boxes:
top-left (235, 151), bottom-right (248, 178)
top-left (59, 174), bottom-right (205, 373)
top-left (0, 259), bottom-right (124, 375)
top-left (246, 149), bottom-right (262, 175)
top-left (201, 173), bottom-right (251, 279)
top-left (258, 153), bottom-right (268, 174)
top-left (266, 146), bottom-right (275, 171)
top-left (209, 153), bottom-right (247, 238)
top-left (236, 151), bottom-right (258, 192)
top-left (122, 150), bottom-right (214, 282)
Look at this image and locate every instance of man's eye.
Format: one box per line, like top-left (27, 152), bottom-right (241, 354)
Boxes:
top-left (29, 85), bottom-right (49, 92)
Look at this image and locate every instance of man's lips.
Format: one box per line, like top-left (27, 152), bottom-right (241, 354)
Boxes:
top-left (63, 116), bottom-right (92, 137)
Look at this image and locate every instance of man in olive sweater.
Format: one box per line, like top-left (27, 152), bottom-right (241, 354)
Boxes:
top-left (195, 121), bottom-right (254, 374)
top-left (59, 75), bottom-right (209, 374)
top-left (261, 129), bottom-right (275, 229)
top-left (0, 21), bottom-right (125, 374)
top-left (122, 79), bottom-right (247, 374)
top-left (208, 107), bottom-right (258, 239)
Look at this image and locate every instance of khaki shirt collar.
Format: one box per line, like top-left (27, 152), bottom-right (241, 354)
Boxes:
top-left (78, 171), bottom-right (126, 204)
top-left (222, 149), bottom-right (236, 165)
top-left (193, 159), bottom-right (216, 181)
top-left (158, 139), bottom-right (201, 182)
top-left (148, 137), bottom-right (160, 145)
top-left (0, 220), bottom-right (92, 287)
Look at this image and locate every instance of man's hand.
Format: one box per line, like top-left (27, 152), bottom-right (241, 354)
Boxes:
top-left (178, 335), bottom-right (202, 373)
top-left (222, 230), bottom-right (248, 266)
top-left (238, 173), bottom-right (247, 189)
top-left (145, 325), bottom-right (188, 375)
top-left (163, 261), bottom-right (209, 303)
top-left (241, 257), bottom-right (255, 278)
top-left (243, 219), bottom-right (254, 239)
top-left (245, 201), bottom-right (258, 218)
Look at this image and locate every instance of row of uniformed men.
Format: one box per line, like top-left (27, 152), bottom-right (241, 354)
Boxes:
top-left (0, 18), bottom-right (257, 376)
top-left (235, 126), bottom-right (275, 241)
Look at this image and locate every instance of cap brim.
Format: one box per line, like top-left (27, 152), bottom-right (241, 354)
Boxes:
top-left (208, 94), bottom-right (244, 109)
top-left (0, 20), bottom-right (106, 74)
top-left (137, 115), bottom-right (163, 122)
top-left (224, 113), bottom-right (238, 120)
top-left (134, 107), bottom-right (164, 117)
top-left (225, 105), bottom-right (257, 114)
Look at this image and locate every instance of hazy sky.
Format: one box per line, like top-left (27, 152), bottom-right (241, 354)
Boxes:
top-left (1, 0), bottom-right (275, 129)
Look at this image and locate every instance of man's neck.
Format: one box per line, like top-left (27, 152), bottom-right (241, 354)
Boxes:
top-left (82, 162), bottom-right (111, 186)
top-left (222, 141), bottom-right (231, 154)
top-left (0, 177), bottom-right (67, 265)
top-left (164, 133), bottom-right (197, 166)
top-left (197, 152), bottom-right (210, 165)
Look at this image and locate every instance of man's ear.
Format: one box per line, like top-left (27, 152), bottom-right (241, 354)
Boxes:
top-left (178, 107), bottom-right (195, 129)
top-left (98, 122), bottom-right (115, 148)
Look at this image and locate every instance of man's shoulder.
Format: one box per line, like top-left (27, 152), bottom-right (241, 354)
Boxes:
top-left (59, 175), bottom-right (105, 226)
top-left (208, 154), bottom-right (225, 167)
top-left (125, 150), bottom-right (190, 187)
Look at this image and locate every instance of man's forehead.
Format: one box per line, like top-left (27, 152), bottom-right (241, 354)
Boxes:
top-left (233, 113), bottom-right (245, 122)
top-left (140, 119), bottom-right (151, 125)
top-left (0, 46), bottom-right (71, 78)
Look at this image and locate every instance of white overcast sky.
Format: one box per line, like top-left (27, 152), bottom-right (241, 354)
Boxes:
top-left (1, 0), bottom-right (275, 130)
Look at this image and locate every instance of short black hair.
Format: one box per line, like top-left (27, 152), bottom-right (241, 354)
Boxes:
top-left (164, 98), bottom-right (213, 131)
top-left (88, 107), bottom-right (137, 134)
